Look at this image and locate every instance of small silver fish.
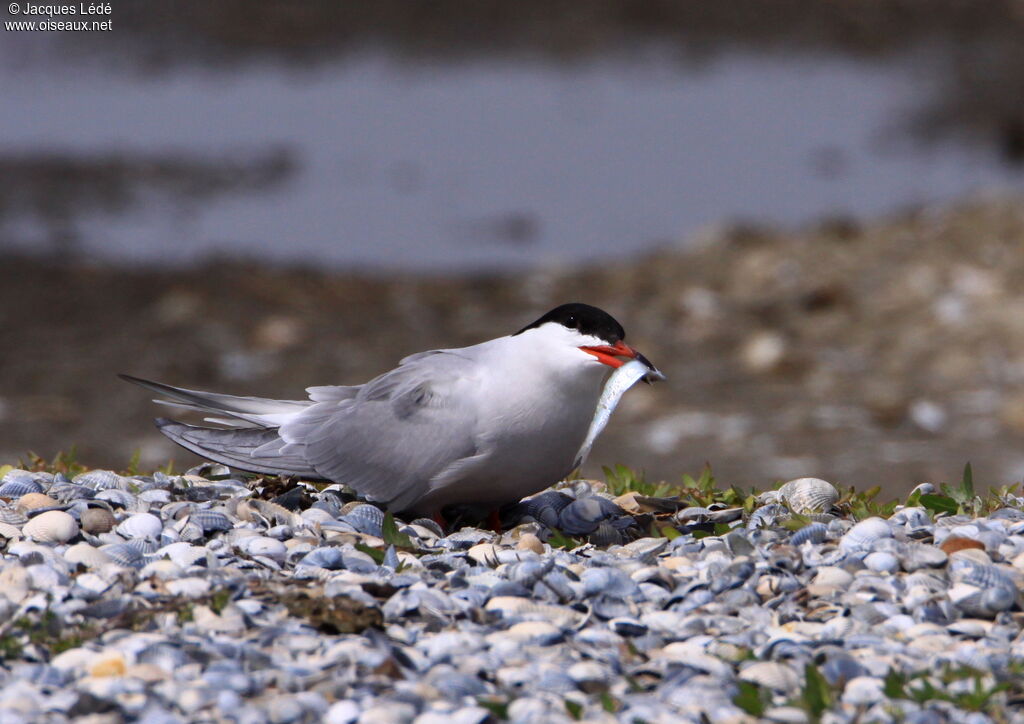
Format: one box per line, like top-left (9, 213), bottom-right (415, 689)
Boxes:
top-left (572, 358), bottom-right (665, 469)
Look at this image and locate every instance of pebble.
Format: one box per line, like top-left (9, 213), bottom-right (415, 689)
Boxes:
top-left (0, 466), bottom-right (1019, 721)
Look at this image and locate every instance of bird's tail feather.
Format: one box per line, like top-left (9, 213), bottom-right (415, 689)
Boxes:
top-left (155, 418), bottom-right (323, 479)
top-left (119, 374), bottom-right (310, 428)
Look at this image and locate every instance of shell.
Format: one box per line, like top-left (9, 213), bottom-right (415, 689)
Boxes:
top-left (74, 470), bottom-right (132, 491)
top-left (738, 661), bottom-right (800, 691)
top-left (778, 477), bottom-right (840, 514)
top-left (100, 542), bottom-right (145, 569)
top-left (948, 556), bottom-right (1017, 594)
top-left (899, 542), bottom-right (947, 571)
top-left (589, 521), bottom-right (624, 547)
top-left (520, 491), bottom-right (573, 528)
top-left (839, 517), bottom-right (893, 551)
top-left (64, 542), bottom-right (113, 568)
top-left (484, 596), bottom-right (584, 627)
top-left (557, 497), bottom-right (622, 536)
top-left (0, 507), bottom-right (28, 526)
top-left (890, 506), bottom-right (932, 529)
top-left (341, 504), bottom-right (385, 537)
top-left (188, 510), bottom-right (233, 533)
top-left (864, 551), bottom-right (900, 574)
top-left (22, 510), bottom-right (79, 543)
top-left (791, 522), bottom-right (828, 545)
top-left (747, 504), bottom-right (789, 530)
top-left (298, 547), bottom-right (345, 570)
top-left (48, 483), bottom-right (95, 503)
top-left (139, 559), bottom-right (185, 580)
top-left (116, 512), bottom-right (164, 539)
top-left (95, 488), bottom-right (139, 509)
top-left (0, 478), bottom-right (44, 497)
top-left (80, 508), bottom-right (116, 534)
top-left (158, 542), bottom-right (208, 568)
top-left (240, 536), bottom-right (287, 562)
top-left (15, 493), bottom-right (58, 512)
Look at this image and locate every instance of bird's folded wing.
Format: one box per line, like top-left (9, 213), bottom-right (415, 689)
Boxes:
top-left (278, 351), bottom-right (482, 508)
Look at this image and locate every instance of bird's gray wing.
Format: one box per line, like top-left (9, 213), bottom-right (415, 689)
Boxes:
top-left (276, 350), bottom-right (482, 509)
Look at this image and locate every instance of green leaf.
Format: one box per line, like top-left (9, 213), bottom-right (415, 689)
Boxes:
top-left (961, 462), bottom-right (974, 498)
top-left (883, 669), bottom-right (906, 699)
top-left (210, 588), bottom-right (231, 614)
top-left (476, 698), bottom-right (508, 720)
top-left (661, 525), bottom-right (681, 540)
top-left (125, 449), bottom-right (142, 477)
top-left (919, 494), bottom-right (959, 515)
top-left (732, 680), bottom-right (767, 716)
top-left (802, 663), bottom-right (831, 717)
top-left (599, 691), bottom-right (618, 713)
top-left (0, 465), bottom-right (12, 480)
top-left (381, 513), bottom-right (414, 549)
top-left (354, 543), bottom-right (385, 564)
top-left (564, 699), bottom-right (583, 720)
top-left (548, 529), bottom-right (582, 550)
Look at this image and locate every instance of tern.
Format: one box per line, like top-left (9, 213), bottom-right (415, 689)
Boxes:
top-left (121, 303), bottom-right (662, 515)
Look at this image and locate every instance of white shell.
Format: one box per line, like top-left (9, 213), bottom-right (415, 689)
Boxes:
top-left (158, 542), bottom-right (208, 568)
top-left (0, 522), bottom-right (22, 539)
top-left (116, 512), bottom-right (163, 539)
top-left (738, 661), bottom-right (800, 691)
top-left (778, 477), bottom-right (840, 514)
top-left (864, 551), bottom-right (900, 574)
top-left (839, 517), bottom-right (893, 551)
top-left (165, 576), bottom-right (211, 598)
top-left (23, 510), bottom-right (79, 543)
top-left (240, 536), bottom-right (287, 562)
top-left (63, 542), bottom-right (112, 568)
top-left (139, 559), bottom-right (185, 580)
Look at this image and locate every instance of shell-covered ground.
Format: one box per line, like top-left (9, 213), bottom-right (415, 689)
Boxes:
top-left (0, 461), bottom-right (1023, 723)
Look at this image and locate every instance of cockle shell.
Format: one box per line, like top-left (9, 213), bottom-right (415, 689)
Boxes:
top-left (188, 510), bottom-right (233, 533)
top-left (240, 536), bottom-right (287, 561)
top-left (0, 478), bottom-right (44, 497)
top-left (557, 497), bottom-right (623, 536)
top-left (778, 477), bottom-right (840, 515)
top-left (80, 508), bottom-right (116, 534)
top-left (341, 504), bottom-right (385, 537)
top-left (64, 542), bottom-right (113, 568)
top-left (738, 661), bottom-right (800, 691)
top-left (116, 512), bottom-right (163, 539)
top-left (839, 517), bottom-right (893, 551)
top-left (485, 596), bottom-right (584, 627)
top-left (791, 522), bottom-right (828, 545)
top-left (15, 493), bottom-right (58, 512)
top-left (74, 470), bottom-right (132, 491)
top-left (22, 510), bottom-right (79, 543)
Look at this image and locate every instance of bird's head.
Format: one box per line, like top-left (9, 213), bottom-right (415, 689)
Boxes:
top-left (514, 302), bottom-right (664, 382)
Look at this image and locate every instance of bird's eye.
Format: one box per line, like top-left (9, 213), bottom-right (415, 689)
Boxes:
top-left (566, 316), bottom-right (577, 328)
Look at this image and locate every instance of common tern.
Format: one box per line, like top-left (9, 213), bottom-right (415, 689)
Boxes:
top-left (121, 303), bottom-right (663, 515)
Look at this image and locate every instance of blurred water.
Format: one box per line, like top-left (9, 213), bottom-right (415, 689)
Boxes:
top-left (2, 49), bottom-right (1023, 272)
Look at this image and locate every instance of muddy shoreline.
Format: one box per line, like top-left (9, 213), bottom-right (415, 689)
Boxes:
top-left (5, 195), bottom-right (1024, 496)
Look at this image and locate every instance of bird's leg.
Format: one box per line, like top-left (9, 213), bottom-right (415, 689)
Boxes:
top-left (431, 511), bottom-right (448, 533)
top-left (487, 509), bottom-right (503, 534)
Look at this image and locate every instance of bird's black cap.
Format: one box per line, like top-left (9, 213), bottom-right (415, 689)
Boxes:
top-left (514, 303), bottom-right (625, 344)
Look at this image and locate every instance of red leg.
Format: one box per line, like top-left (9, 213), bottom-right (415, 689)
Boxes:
top-left (488, 509), bottom-right (503, 534)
